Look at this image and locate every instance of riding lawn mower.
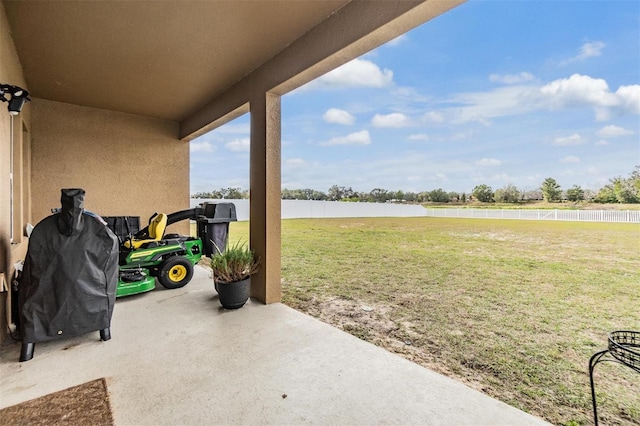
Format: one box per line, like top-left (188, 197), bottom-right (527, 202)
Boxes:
top-left (108, 203), bottom-right (237, 297)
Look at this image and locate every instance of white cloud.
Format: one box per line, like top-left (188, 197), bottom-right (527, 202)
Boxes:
top-left (597, 125), bottom-right (634, 137)
top-left (536, 74), bottom-right (640, 120)
top-left (489, 72), bottom-right (535, 84)
top-left (323, 108), bottom-right (355, 125)
top-left (436, 74), bottom-right (638, 125)
top-left (322, 130), bottom-right (371, 146)
top-left (285, 158), bottom-right (305, 166)
top-left (595, 140), bottom-right (610, 146)
top-left (553, 134), bottom-right (583, 145)
top-left (408, 134), bottom-right (429, 141)
top-left (560, 41), bottom-right (606, 65)
top-left (371, 112), bottom-right (410, 128)
top-left (540, 75), bottom-right (640, 120)
top-left (540, 74), bottom-right (618, 109)
top-left (560, 155), bottom-right (581, 163)
top-left (476, 158), bottom-right (501, 166)
top-left (580, 41), bottom-right (606, 59)
top-left (615, 85), bottom-right (640, 114)
top-left (190, 141), bottom-right (216, 153)
top-left (446, 85), bottom-right (540, 124)
top-left (308, 58), bottom-right (393, 90)
top-left (225, 138), bottom-right (250, 152)
top-left (422, 111), bottom-right (445, 123)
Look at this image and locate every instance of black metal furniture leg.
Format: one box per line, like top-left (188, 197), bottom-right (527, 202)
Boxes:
top-left (100, 327), bottom-right (111, 341)
top-left (589, 349), bottom-right (608, 426)
top-left (19, 342), bottom-right (35, 362)
top-left (589, 331), bottom-right (640, 425)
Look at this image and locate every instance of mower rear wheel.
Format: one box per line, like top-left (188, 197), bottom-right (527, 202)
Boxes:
top-left (158, 257), bottom-right (194, 289)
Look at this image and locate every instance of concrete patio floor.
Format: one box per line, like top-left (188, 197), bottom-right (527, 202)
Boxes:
top-left (1, 266), bottom-right (550, 425)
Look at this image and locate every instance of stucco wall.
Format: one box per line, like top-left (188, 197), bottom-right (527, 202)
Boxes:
top-left (2, 0), bottom-right (192, 344)
top-left (1, 2), bottom-right (31, 345)
top-left (31, 99), bottom-right (190, 235)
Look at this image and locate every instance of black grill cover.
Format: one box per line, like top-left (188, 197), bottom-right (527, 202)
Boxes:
top-left (19, 189), bottom-right (119, 343)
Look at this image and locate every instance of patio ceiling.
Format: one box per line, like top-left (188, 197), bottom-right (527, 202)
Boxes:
top-left (3, 0), bottom-right (464, 138)
top-left (3, 0), bottom-right (349, 122)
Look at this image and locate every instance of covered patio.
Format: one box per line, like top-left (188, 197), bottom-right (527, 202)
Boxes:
top-left (1, 0), bottom-right (466, 331)
top-left (1, 1), bottom-right (552, 423)
top-left (0, 265), bottom-right (549, 425)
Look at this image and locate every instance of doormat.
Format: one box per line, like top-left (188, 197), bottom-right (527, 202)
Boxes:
top-left (0, 378), bottom-right (113, 425)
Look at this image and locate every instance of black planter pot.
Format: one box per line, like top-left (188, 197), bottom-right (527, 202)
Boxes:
top-left (215, 277), bottom-right (250, 309)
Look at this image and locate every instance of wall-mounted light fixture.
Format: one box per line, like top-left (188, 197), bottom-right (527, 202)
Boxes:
top-left (0, 83), bottom-right (31, 115)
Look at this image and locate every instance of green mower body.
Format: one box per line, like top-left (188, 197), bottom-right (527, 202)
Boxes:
top-left (117, 267), bottom-right (156, 297)
top-left (116, 236), bottom-right (203, 297)
top-left (109, 203), bottom-right (235, 298)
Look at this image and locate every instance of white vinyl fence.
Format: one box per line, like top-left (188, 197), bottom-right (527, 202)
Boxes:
top-left (191, 199), bottom-right (428, 221)
top-left (423, 208), bottom-right (640, 223)
top-left (191, 199), bottom-right (640, 223)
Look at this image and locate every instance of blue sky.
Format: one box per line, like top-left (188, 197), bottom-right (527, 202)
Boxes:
top-left (190, 0), bottom-right (640, 195)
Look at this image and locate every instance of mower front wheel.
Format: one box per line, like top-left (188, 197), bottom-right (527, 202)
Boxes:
top-left (158, 257), bottom-right (194, 289)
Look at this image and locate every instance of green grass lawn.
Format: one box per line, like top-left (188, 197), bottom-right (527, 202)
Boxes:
top-left (226, 217), bottom-right (639, 425)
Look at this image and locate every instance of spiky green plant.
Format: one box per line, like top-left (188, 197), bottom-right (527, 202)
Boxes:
top-left (210, 239), bottom-right (260, 283)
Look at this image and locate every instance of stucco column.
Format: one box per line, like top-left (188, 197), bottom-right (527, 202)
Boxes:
top-left (249, 92), bottom-right (281, 303)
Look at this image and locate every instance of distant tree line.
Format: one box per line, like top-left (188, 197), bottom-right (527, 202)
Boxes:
top-left (591, 165), bottom-right (640, 204)
top-left (192, 165), bottom-right (640, 204)
top-left (192, 187), bottom-right (248, 199)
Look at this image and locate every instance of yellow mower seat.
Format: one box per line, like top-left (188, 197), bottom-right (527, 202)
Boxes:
top-left (124, 213), bottom-right (167, 249)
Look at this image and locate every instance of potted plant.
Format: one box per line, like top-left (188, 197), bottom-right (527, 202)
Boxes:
top-left (210, 240), bottom-right (260, 309)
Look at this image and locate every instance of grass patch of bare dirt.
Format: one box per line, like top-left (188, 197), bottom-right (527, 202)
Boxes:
top-left (228, 218), bottom-right (639, 426)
